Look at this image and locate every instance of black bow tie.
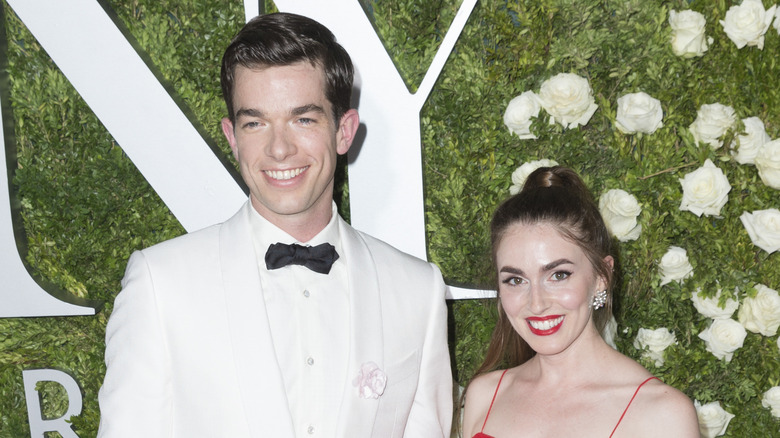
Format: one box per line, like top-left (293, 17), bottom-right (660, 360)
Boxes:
top-left (264, 242), bottom-right (340, 274)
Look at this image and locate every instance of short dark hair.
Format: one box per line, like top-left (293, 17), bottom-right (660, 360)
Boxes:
top-left (220, 12), bottom-right (354, 124)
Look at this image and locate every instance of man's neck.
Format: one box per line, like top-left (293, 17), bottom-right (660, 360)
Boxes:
top-left (250, 198), bottom-right (333, 243)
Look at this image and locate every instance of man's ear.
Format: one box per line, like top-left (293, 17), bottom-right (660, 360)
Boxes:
top-left (221, 117), bottom-right (239, 161)
top-left (336, 109), bottom-right (360, 155)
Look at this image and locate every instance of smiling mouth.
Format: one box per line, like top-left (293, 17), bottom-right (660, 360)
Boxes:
top-left (264, 166), bottom-right (309, 181)
top-left (526, 315), bottom-right (564, 335)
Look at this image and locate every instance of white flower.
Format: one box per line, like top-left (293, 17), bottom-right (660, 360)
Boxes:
top-left (659, 246), bottom-right (694, 286)
top-left (509, 159), bottom-right (559, 194)
top-left (689, 103), bottom-right (737, 149)
top-left (763, 386), bottom-right (780, 418)
top-left (720, 0), bottom-right (777, 49)
top-left (503, 91), bottom-right (541, 139)
top-left (776, 7), bottom-right (780, 33)
top-left (352, 362), bottom-right (387, 399)
top-left (614, 92), bottom-right (664, 134)
top-left (669, 10), bottom-right (712, 57)
top-left (698, 318), bottom-right (747, 362)
top-left (738, 284), bottom-right (780, 336)
top-left (601, 314), bottom-right (618, 349)
top-left (695, 400), bottom-right (735, 438)
top-left (755, 139), bottom-right (780, 190)
top-left (730, 116), bottom-right (771, 164)
top-left (691, 287), bottom-right (740, 320)
top-left (679, 159), bottom-right (731, 217)
top-left (537, 73), bottom-right (598, 129)
top-left (599, 189), bottom-right (642, 242)
top-left (633, 327), bottom-right (676, 366)
top-left (741, 209), bottom-right (780, 254)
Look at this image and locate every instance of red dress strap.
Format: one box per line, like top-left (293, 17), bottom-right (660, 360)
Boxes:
top-left (472, 369), bottom-right (509, 438)
top-left (609, 376), bottom-right (660, 437)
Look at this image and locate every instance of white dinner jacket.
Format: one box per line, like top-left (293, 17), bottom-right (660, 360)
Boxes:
top-left (98, 201), bottom-right (452, 437)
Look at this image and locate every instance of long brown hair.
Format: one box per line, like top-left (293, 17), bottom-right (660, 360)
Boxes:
top-left (473, 166), bottom-right (615, 377)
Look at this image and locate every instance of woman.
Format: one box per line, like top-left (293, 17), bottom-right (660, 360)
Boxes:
top-left (462, 166), bottom-right (699, 437)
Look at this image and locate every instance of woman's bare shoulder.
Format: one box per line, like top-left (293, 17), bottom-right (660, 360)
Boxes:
top-left (462, 369), bottom-right (509, 437)
top-left (467, 369), bottom-right (508, 396)
top-left (626, 378), bottom-right (700, 437)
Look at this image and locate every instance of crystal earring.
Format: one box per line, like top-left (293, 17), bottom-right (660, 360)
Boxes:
top-left (591, 290), bottom-right (607, 310)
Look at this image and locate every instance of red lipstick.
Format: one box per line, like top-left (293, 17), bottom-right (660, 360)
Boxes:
top-left (526, 315), bottom-right (564, 336)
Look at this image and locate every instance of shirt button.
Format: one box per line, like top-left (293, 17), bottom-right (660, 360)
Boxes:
top-left (307, 425), bottom-right (315, 435)
top-left (303, 289), bottom-right (310, 298)
top-left (306, 357), bottom-right (314, 366)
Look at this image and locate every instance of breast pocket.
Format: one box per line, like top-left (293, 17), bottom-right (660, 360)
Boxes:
top-left (372, 349), bottom-right (420, 438)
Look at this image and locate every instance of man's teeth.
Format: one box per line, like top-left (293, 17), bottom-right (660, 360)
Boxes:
top-left (529, 316), bottom-right (563, 331)
top-left (265, 167), bottom-right (307, 180)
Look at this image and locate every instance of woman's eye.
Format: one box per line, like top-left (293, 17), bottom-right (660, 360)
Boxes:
top-left (502, 276), bottom-right (523, 286)
top-left (552, 271), bottom-right (571, 281)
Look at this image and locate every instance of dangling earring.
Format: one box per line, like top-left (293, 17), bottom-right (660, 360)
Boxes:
top-left (591, 290), bottom-right (607, 310)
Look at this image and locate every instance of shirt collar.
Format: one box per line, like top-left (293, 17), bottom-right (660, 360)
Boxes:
top-left (247, 201), bottom-right (343, 258)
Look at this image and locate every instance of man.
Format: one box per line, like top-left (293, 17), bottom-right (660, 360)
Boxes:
top-left (97, 12), bottom-right (452, 438)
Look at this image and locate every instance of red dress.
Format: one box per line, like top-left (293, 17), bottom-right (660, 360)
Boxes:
top-left (472, 370), bottom-right (659, 438)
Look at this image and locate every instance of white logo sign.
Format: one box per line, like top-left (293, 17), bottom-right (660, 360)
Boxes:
top-left (1, 0), bottom-right (492, 319)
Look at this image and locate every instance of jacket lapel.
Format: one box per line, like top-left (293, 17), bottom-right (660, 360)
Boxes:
top-left (335, 218), bottom-right (384, 437)
top-left (219, 202), bottom-right (295, 436)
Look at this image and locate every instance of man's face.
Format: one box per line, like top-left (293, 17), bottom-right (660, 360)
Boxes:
top-left (221, 62), bottom-right (358, 235)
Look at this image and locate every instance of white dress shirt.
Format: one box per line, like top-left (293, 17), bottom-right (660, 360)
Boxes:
top-left (248, 203), bottom-right (349, 437)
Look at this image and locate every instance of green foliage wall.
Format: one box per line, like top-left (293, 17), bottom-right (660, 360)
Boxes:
top-left (1, 0), bottom-right (779, 436)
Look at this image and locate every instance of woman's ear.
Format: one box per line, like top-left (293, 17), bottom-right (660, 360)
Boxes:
top-left (600, 255), bottom-right (615, 290)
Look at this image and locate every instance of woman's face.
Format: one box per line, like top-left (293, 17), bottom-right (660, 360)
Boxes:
top-left (496, 222), bottom-right (610, 356)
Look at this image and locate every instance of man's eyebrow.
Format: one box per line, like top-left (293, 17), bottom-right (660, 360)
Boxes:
top-left (235, 108), bottom-right (264, 119)
top-left (291, 104), bottom-right (326, 117)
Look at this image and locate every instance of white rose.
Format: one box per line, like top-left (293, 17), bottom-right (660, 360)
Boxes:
top-left (694, 400), bottom-right (735, 438)
top-left (659, 246), bottom-right (694, 286)
top-left (601, 314), bottom-right (618, 349)
top-left (763, 387), bottom-right (780, 418)
top-left (755, 139), bottom-right (780, 190)
top-left (669, 10), bottom-right (711, 57)
top-left (599, 189), bottom-right (642, 242)
top-left (503, 91), bottom-right (541, 139)
top-left (679, 159), bottom-right (731, 217)
top-left (720, 0), bottom-right (777, 49)
top-left (730, 116), bottom-right (771, 164)
top-left (509, 159), bottom-right (559, 194)
top-left (776, 7), bottom-right (780, 33)
top-left (740, 209), bottom-right (780, 254)
top-left (691, 287), bottom-right (739, 319)
top-left (614, 92), bottom-right (664, 134)
top-left (689, 103), bottom-right (737, 149)
top-left (738, 284), bottom-right (780, 336)
top-left (537, 73), bottom-right (598, 129)
top-left (633, 327), bottom-right (676, 366)
top-left (698, 318), bottom-right (747, 362)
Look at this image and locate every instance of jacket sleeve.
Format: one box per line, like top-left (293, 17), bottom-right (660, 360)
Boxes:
top-left (98, 250), bottom-right (172, 438)
top-left (403, 263), bottom-right (454, 437)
